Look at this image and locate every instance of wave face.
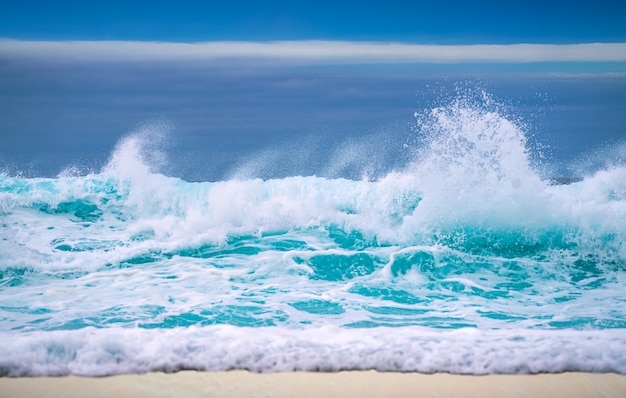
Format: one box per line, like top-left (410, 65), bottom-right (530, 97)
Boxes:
top-left (1, 94), bottom-right (625, 376)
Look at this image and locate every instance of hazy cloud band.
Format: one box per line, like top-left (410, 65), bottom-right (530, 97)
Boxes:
top-left (1, 39), bottom-right (626, 63)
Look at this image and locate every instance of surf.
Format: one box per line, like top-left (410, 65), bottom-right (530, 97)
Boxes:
top-left (1, 89), bottom-right (625, 376)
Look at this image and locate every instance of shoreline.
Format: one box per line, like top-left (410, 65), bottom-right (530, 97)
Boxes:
top-left (2, 371), bottom-right (626, 398)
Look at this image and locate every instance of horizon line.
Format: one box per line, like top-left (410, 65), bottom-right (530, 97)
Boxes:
top-left (1, 39), bottom-right (626, 64)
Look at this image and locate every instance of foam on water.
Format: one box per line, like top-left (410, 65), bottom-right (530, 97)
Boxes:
top-left (2, 327), bottom-right (625, 376)
top-left (1, 92), bottom-right (625, 376)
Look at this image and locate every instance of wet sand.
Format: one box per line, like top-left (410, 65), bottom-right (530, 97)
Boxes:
top-left (1, 371), bottom-right (626, 398)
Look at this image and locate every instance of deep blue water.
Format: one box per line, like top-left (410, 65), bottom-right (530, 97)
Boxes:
top-left (2, 61), bottom-right (626, 182)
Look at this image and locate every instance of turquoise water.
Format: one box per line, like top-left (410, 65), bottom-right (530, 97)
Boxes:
top-left (1, 95), bottom-right (625, 375)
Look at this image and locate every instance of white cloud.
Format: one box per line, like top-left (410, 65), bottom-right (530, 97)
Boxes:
top-left (1, 39), bottom-right (626, 64)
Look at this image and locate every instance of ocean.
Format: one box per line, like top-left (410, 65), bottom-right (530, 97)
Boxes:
top-left (1, 82), bottom-right (625, 376)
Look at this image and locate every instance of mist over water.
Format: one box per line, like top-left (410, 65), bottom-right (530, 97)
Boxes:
top-left (1, 87), bottom-right (625, 376)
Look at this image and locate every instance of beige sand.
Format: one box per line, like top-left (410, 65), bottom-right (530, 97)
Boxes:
top-left (1, 371), bottom-right (625, 398)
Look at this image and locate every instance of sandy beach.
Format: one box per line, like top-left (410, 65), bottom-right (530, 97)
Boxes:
top-left (1, 371), bottom-right (625, 398)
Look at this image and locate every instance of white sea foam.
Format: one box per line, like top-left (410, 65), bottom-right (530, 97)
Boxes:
top-left (0, 327), bottom-right (624, 376)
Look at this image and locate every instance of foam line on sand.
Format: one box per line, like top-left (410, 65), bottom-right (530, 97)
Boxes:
top-left (1, 371), bottom-right (626, 398)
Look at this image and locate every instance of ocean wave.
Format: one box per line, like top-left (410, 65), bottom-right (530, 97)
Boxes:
top-left (1, 91), bottom-right (625, 375)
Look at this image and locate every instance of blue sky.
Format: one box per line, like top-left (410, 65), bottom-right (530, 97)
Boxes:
top-left (1, 1), bottom-right (625, 65)
top-left (1, 1), bottom-right (625, 43)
